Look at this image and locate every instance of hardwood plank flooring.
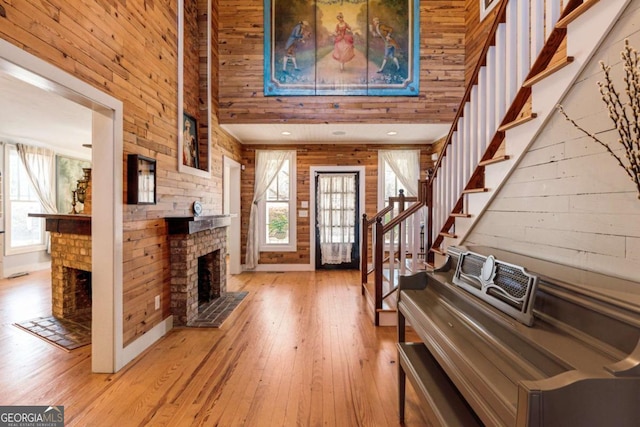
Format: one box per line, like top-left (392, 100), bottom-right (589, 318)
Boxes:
top-left (0, 269), bottom-right (428, 426)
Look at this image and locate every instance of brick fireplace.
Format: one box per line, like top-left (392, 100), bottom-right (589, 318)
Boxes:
top-left (29, 214), bottom-right (92, 319)
top-left (166, 215), bottom-right (230, 326)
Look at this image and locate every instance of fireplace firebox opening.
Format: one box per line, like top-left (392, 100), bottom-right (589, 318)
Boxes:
top-left (62, 267), bottom-right (92, 321)
top-left (198, 249), bottom-right (221, 306)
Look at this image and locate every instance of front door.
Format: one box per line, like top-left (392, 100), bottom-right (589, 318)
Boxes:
top-left (315, 172), bottom-right (360, 270)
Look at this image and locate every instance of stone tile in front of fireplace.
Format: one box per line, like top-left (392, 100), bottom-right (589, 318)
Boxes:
top-left (14, 313), bottom-right (91, 351)
top-left (189, 291), bottom-right (248, 328)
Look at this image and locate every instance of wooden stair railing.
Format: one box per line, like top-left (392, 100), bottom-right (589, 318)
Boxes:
top-left (360, 192), bottom-right (414, 287)
top-left (362, 180), bottom-right (431, 325)
top-left (360, 204), bottom-right (394, 292)
top-left (427, 0), bottom-right (600, 262)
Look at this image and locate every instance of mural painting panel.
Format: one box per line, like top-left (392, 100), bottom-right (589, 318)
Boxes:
top-left (264, 0), bottom-right (419, 96)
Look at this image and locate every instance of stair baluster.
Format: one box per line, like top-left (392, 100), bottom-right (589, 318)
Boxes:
top-left (428, 0), bottom-right (590, 260)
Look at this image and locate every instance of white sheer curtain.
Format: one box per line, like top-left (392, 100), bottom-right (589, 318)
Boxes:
top-left (245, 150), bottom-right (292, 269)
top-left (16, 144), bottom-right (58, 214)
top-left (379, 149), bottom-right (420, 196)
top-left (317, 173), bottom-right (356, 265)
top-left (16, 144), bottom-right (58, 253)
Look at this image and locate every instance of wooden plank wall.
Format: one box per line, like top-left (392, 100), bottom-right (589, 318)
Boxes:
top-left (241, 144), bottom-right (434, 265)
top-left (0, 0), bottom-right (242, 347)
top-left (464, 0), bottom-right (500, 85)
top-left (218, 0), bottom-right (467, 124)
top-left (0, 0), bottom-right (472, 344)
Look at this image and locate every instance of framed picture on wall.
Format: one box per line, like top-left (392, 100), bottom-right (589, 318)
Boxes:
top-left (182, 112), bottom-right (199, 169)
top-left (480, 0), bottom-right (499, 21)
top-left (264, 0), bottom-right (420, 96)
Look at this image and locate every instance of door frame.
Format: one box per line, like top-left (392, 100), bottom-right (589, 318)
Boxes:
top-left (223, 156), bottom-right (242, 274)
top-left (309, 166), bottom-right (365, 271)
top-left (0, 39), bottom-right (124, 372)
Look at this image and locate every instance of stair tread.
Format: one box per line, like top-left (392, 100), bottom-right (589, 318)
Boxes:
top-left (555, 0), bottom-right (600, 28)
top-left (498, 113), bottom-right (538, 132)
top-left (479, 155), bottom-right (510, 167)
top-left (451, 213), bottom-right (471, 218)
top-left (523, 56), bottom-right (574, 88)
top-left (362, 280), bottom-right (396, 312)
top-left (462, 187), bottom-right (488, 194)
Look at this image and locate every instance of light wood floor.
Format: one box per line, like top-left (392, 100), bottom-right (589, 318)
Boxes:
top-left (0, 269), bottom-right (428, 426)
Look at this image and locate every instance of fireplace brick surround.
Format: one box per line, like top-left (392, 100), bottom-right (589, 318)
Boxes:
top-left (29, 214), bottom-right (93, 319)
top-left (51, 232), bottom-right (92, 318)
top-left (166, 215), bottom-right (230, 326)
top-left (32, 213), bottom-right (229, 327)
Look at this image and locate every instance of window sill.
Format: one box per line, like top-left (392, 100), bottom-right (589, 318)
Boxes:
top-left (260, 244), bottom-right (297, 253)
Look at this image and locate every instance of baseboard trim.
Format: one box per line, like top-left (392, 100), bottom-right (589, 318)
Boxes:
top-left (3, 262), bottom-right (50, 279)
top-left (121, 316), bottom-right (173, 367)
top-left (242, 263), bottom-right (314, 272)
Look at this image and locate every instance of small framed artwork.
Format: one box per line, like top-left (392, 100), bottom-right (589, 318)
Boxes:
top-left (480, 0), bottom-right (499, 21)
top-left (182, 112), bottom-right (199, 169)
top-left (127, 154), bottom-right (156, 204)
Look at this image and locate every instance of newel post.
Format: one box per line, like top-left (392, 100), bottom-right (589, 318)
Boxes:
top-left (374, 216), bottom-right (384, 326)
top-left (426, 172), bottom-right (434, 265)
top-left (398, 189), bottom-right (406, 270)
top-left (361, 213), bottom-right (369, 293)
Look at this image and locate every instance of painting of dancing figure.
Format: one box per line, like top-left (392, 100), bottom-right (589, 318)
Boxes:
top-left (264, 0), bottom-right (419, 96)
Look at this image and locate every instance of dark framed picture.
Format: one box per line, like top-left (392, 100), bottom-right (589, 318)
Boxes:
top-left (264, 0), bottom-right (420, 96)
top-left (182, 112), bottom-right (199, 169)
top-left (127, 154), bottom-right (157, 204)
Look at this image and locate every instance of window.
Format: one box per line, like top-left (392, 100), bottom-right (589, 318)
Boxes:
top-left (378, 150), bottom-right (421, 250)
top-left (383, 163), bottom-right (403, 208)
top-left (378, 150), bottom-right (420, 210)
top-left (6, 145), bottom-right (45, 253)
top-left (260, 151), bottom-right (296, 251)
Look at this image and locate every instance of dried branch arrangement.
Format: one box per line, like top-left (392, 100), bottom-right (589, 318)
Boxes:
top-left (557, 39), bottom-right (640, 199)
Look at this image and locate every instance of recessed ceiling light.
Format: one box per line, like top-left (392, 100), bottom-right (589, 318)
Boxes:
top-left (387, 131), bottom-right (398, 136)
top-left (332, 130), bottom-right (346, 136)
top-left (281, 131), bottom-right (291, 136)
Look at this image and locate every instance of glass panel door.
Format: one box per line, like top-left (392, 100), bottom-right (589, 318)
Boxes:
top-left (315, 172), bottom-right (359, 269)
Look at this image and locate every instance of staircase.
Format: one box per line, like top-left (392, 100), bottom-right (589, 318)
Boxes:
top-left (430, 0), bottom-right (630, 260)
top-left (361, 187), bottom-right (428, 326)
top-left (362, 0), bottom-right (632, 326)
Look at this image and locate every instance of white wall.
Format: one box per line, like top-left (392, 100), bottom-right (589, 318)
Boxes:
top-left (3, 250), bottom-right (51, 278)
top-left (464, 0), bottom-right (640, 282)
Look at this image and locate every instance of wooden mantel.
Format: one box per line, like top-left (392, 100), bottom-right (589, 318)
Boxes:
top-left (165, 215), bottom-right (231, 235)
top-left (28, 213), bottom-right (91, 236)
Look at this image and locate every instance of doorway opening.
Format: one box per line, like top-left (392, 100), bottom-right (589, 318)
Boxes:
top-left (223, 156), bottom-right (241, 274)
top-left (310, 166), bottom-right (365, 271)
top-left (0, 40), bottom-right (123, 372)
